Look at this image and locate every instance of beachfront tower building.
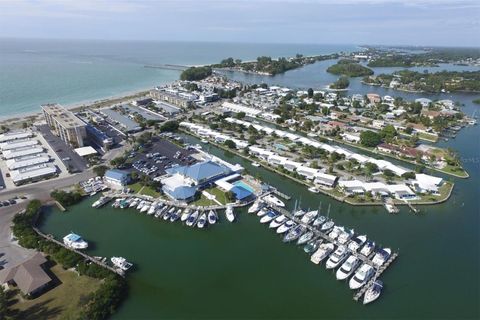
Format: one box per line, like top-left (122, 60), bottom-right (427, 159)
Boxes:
top-left (41, 104), bottom-right (87, 148)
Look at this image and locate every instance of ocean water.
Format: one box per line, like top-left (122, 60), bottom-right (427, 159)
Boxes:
top-left (0, 38), bottom-right (357, 117)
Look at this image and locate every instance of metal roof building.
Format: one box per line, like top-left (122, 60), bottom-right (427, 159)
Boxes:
top-left (0, 130), bottom-right (33, 143)
top-left (6, 155), bottom-right (50, 170)
top-left (2, 146), bottom-right (44, 160)
top-left (11, 163), bottom-right (57, 185)
top-left (0, 139), bottom-right (38, 151)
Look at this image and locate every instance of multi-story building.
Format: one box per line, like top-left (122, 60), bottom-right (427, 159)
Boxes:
top-left (150, 88), bottom-right (194, 108)
top-left (41, 104), bottom-right (87, 148)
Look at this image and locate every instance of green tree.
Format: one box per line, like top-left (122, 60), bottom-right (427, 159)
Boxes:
top-left (224, 140), bottom-right (237, 149)
top-left (360, 130), bottom-right (382, 147)
top-left (93, 165), bottom-right (109, 177)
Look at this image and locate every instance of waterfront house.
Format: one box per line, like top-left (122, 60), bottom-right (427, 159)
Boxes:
top-left (0, 253), bottom-right (52, 296)
top-left (314, 172), bottom-right (337, 187)
top-left (409, 173), bottom-right (443, 194)
top-left (367, 93), bottom-right (381, 104)
top-left (415, 98), bottom-right (432, 107)
top-left (296, 166), bottom-right (319, 180)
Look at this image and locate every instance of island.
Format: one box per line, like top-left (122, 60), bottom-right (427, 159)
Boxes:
top-left (326, 59), bottom-right (374, 77)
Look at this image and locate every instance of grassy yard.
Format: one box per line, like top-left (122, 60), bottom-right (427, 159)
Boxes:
top-left (9, 264), bottom-right (101, 320)
top-left (128, 182), bottom-right (162, 197)
top-left (207, 187), bottom-right (229, 205)
top-left (439, 165), bottom-right (469, 178)
top-left (191, 193), bottom-right (216, 206)
top-left (418, 132), bottom-right (439, 142)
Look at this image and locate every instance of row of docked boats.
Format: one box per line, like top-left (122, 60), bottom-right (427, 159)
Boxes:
top-left (111, 197), bottom-right (236, 228)
top-left (248, 198), bottom-right (390, 304)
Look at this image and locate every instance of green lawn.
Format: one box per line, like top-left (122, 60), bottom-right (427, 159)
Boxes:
top-left (9, 264), bottom-right (101, 320)
top-left (191, 194), bottom-right (216, 206)
top-left (417, 132), bottom-right (438, 142)
top-left (128, 182), bottom-right (161, 197)
top-left (439, 165), bottom-right (469, 178)
top-left (207, 187), bottom-right (229, 205)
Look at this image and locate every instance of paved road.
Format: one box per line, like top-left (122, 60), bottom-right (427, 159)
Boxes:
top-left (0, 169), bottom-right (96, 270)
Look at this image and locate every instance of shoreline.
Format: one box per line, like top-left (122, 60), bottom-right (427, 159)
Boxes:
top-left (0, 86), bottom-right (152, 124)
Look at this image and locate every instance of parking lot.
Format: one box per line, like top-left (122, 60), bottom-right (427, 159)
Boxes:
top-left (128, 136), bottom-right (197, 179)
top-left (36, 124), bottom-right (87, 173)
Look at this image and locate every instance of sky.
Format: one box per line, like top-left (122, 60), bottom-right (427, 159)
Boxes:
top-left (0, 0), bottom-right (479, 46)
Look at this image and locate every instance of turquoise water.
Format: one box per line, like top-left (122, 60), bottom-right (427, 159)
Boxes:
top-left (234, 181), bottom-right (254, 193)
top-left (0, 39), bottom-right (357, 117)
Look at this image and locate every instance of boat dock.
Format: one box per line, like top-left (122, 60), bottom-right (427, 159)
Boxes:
top-left (32, 226), bottom-right (125, 277)
top-left (403, 200), bottom-right (419, 214)
top-left (269, 189), bottom-right (291, 200)
top-left (268, 204), bottom-right (399, 302)
top-left (353, 252), bottom-right (398, 301)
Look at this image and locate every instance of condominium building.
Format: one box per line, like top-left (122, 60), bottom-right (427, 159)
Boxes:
top-left (150, 88), bottom-right (194, 108)
top-left (41, 104), bottom-right (87, 147)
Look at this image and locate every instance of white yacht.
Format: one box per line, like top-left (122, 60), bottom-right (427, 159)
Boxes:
top-left (136, 200), bottom-right (145, 210)
top-left (325, 245), bottom-right (349, 269)
top-left (293, 209), bottom-right (306, 217)
top-left (269, 215), bottom-right (287, 229)
top-left (260, 210), bottom-right (278, 224)
top-left (111, 257), bottom-right (133, 271)
top-left (328, 226), bottom-right (344, 240)
top-left (92, 196), bottom-right (111, 208)
top-left (169, 208), bottom-right (182, 222)
top-left (349, 264), bottom-right (375, 290)
top-left (363, 280), bottom-right (383, 305)
top-left (348, 235), bottom-right (367, 252)
top-left (155, 206), bottom-right (167, 218)
top-left (252, 162), bottom-right (261, 167)
top-left (140, 202), bottom-right (151, 213)
top-left (301, 210), bottom-right (318, 224)
top-left (360, 241), bottom-right (376, 257)
top-left (248, 199), bottom-right (264, 214)
top-left (336, 255), bottom-right (361, 280)
top-left (256, 208), bottom-right (268, 217)
top-left (226, 205), bottom-right (235, 222)
top-left (276, 220), bottom-right (295, 234)
top-left (337, 229), bottom-right (354, 245)
top-left (147, 202), bottom-right (158, 215)
top-left (312, 215), bottom-right (326, 227)
top-left (372, 248), bottom-right (392, 267)
top-left (180, 209), bottom-right (190, 222)
top-left (262, 194), bottom-right (285, 207)
top-left (186, 210), bottom-right (199, 227)
top-left (207, 210), bottom-right (218, 224)
top-left (197, 213), bottom-right (207, 229)
top-left (129, 198), bottom-right (139, 208)
top-left (310, 243), bottom-right (335, 264)
top-left (320, 220), bottom-right (334, 232)
top-left (297, 231), bottom-right (314, 245)
top-left (63, 233), bottom-right (88, 249)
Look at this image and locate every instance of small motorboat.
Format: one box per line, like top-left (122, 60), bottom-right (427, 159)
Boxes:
top-left (269, 215), bottom-right (287, 229)
top-left (283, 225), bottom-right (306, 243)
top-left (303, 239), bottom-right (322, 254)
top-left (256, 208), bottom-right (268, 217)
top-left (276, 220), bottom-right (295, 234)
top-left (248, 199), bottom-right (264, 214)
top-left (260, 210), bottom-right (278, 224)
top-left (308, 187), bottom-right (320, 193)
top-left (186, 210), bottom-right (199, 227)
top-left (226, 205), bottom-right (235, 222)
top-left (197, 213), bottom-right (207, 229)
top-left (252, 162), bottom-right (261, 167)
top-left (320, 220), bottom-right (334, 232)
top-left (207, 210), bottom-right (218, 224)
top-left (181, 209), bottom-right (190, 222)
top-left (301, 210), bottom-right (318, 224)
top-left (363, 280), bottom-right (383, 305)
top-left (348, 235), bottom-right (367, 252)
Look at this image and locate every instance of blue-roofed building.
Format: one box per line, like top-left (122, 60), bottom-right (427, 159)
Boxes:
top-left (86, 124), bottom-right (113, 151)
top-left (162, 160), bottom-right (232, 202)
top-left (166, 161), bottom-right (231, 186)
top-left (105, 169), bottom-right (130, 187)
top-left (230, 185), bottom-right (253, 201)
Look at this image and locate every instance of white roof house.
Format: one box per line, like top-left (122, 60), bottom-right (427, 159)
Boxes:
top-left (0, 139), bottom-right (38, 151)
top-left (11, 163), bottom-right (57, 185)
top-left (296, 166), bottom-right (319, 179)
top-left (2, 147), bottom-right (44, 160)
top-left (222, 102), bottom-right (262, 117)
top-left (6, 155), bottom-right (50, 170)
top-left (283, 159), bottom-right (302, 172)
top-left (410, 173), bottom-right (443, 193)
top-left (267, 155), bottom-right (288, 166)
top-left (314, 172), bottom-right (337, 187)
top-left (0, 130), bottom-right (33, 143)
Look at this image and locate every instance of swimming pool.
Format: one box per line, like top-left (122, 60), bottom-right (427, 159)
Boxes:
top-left (234, 181), bottom-right (254, 193)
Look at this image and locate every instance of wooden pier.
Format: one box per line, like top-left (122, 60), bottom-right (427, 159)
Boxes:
top-left (33, 227), bottom-right (125, 277)
top-left (403, 200), bottom-right (419, 214)
top-left (268, 204), bottom-right (399, 302)
top-left (270, 189), bottom-right (291, 200)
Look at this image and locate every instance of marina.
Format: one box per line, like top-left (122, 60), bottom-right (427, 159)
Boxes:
top-left (251, 195), bottom-right (398, 303)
